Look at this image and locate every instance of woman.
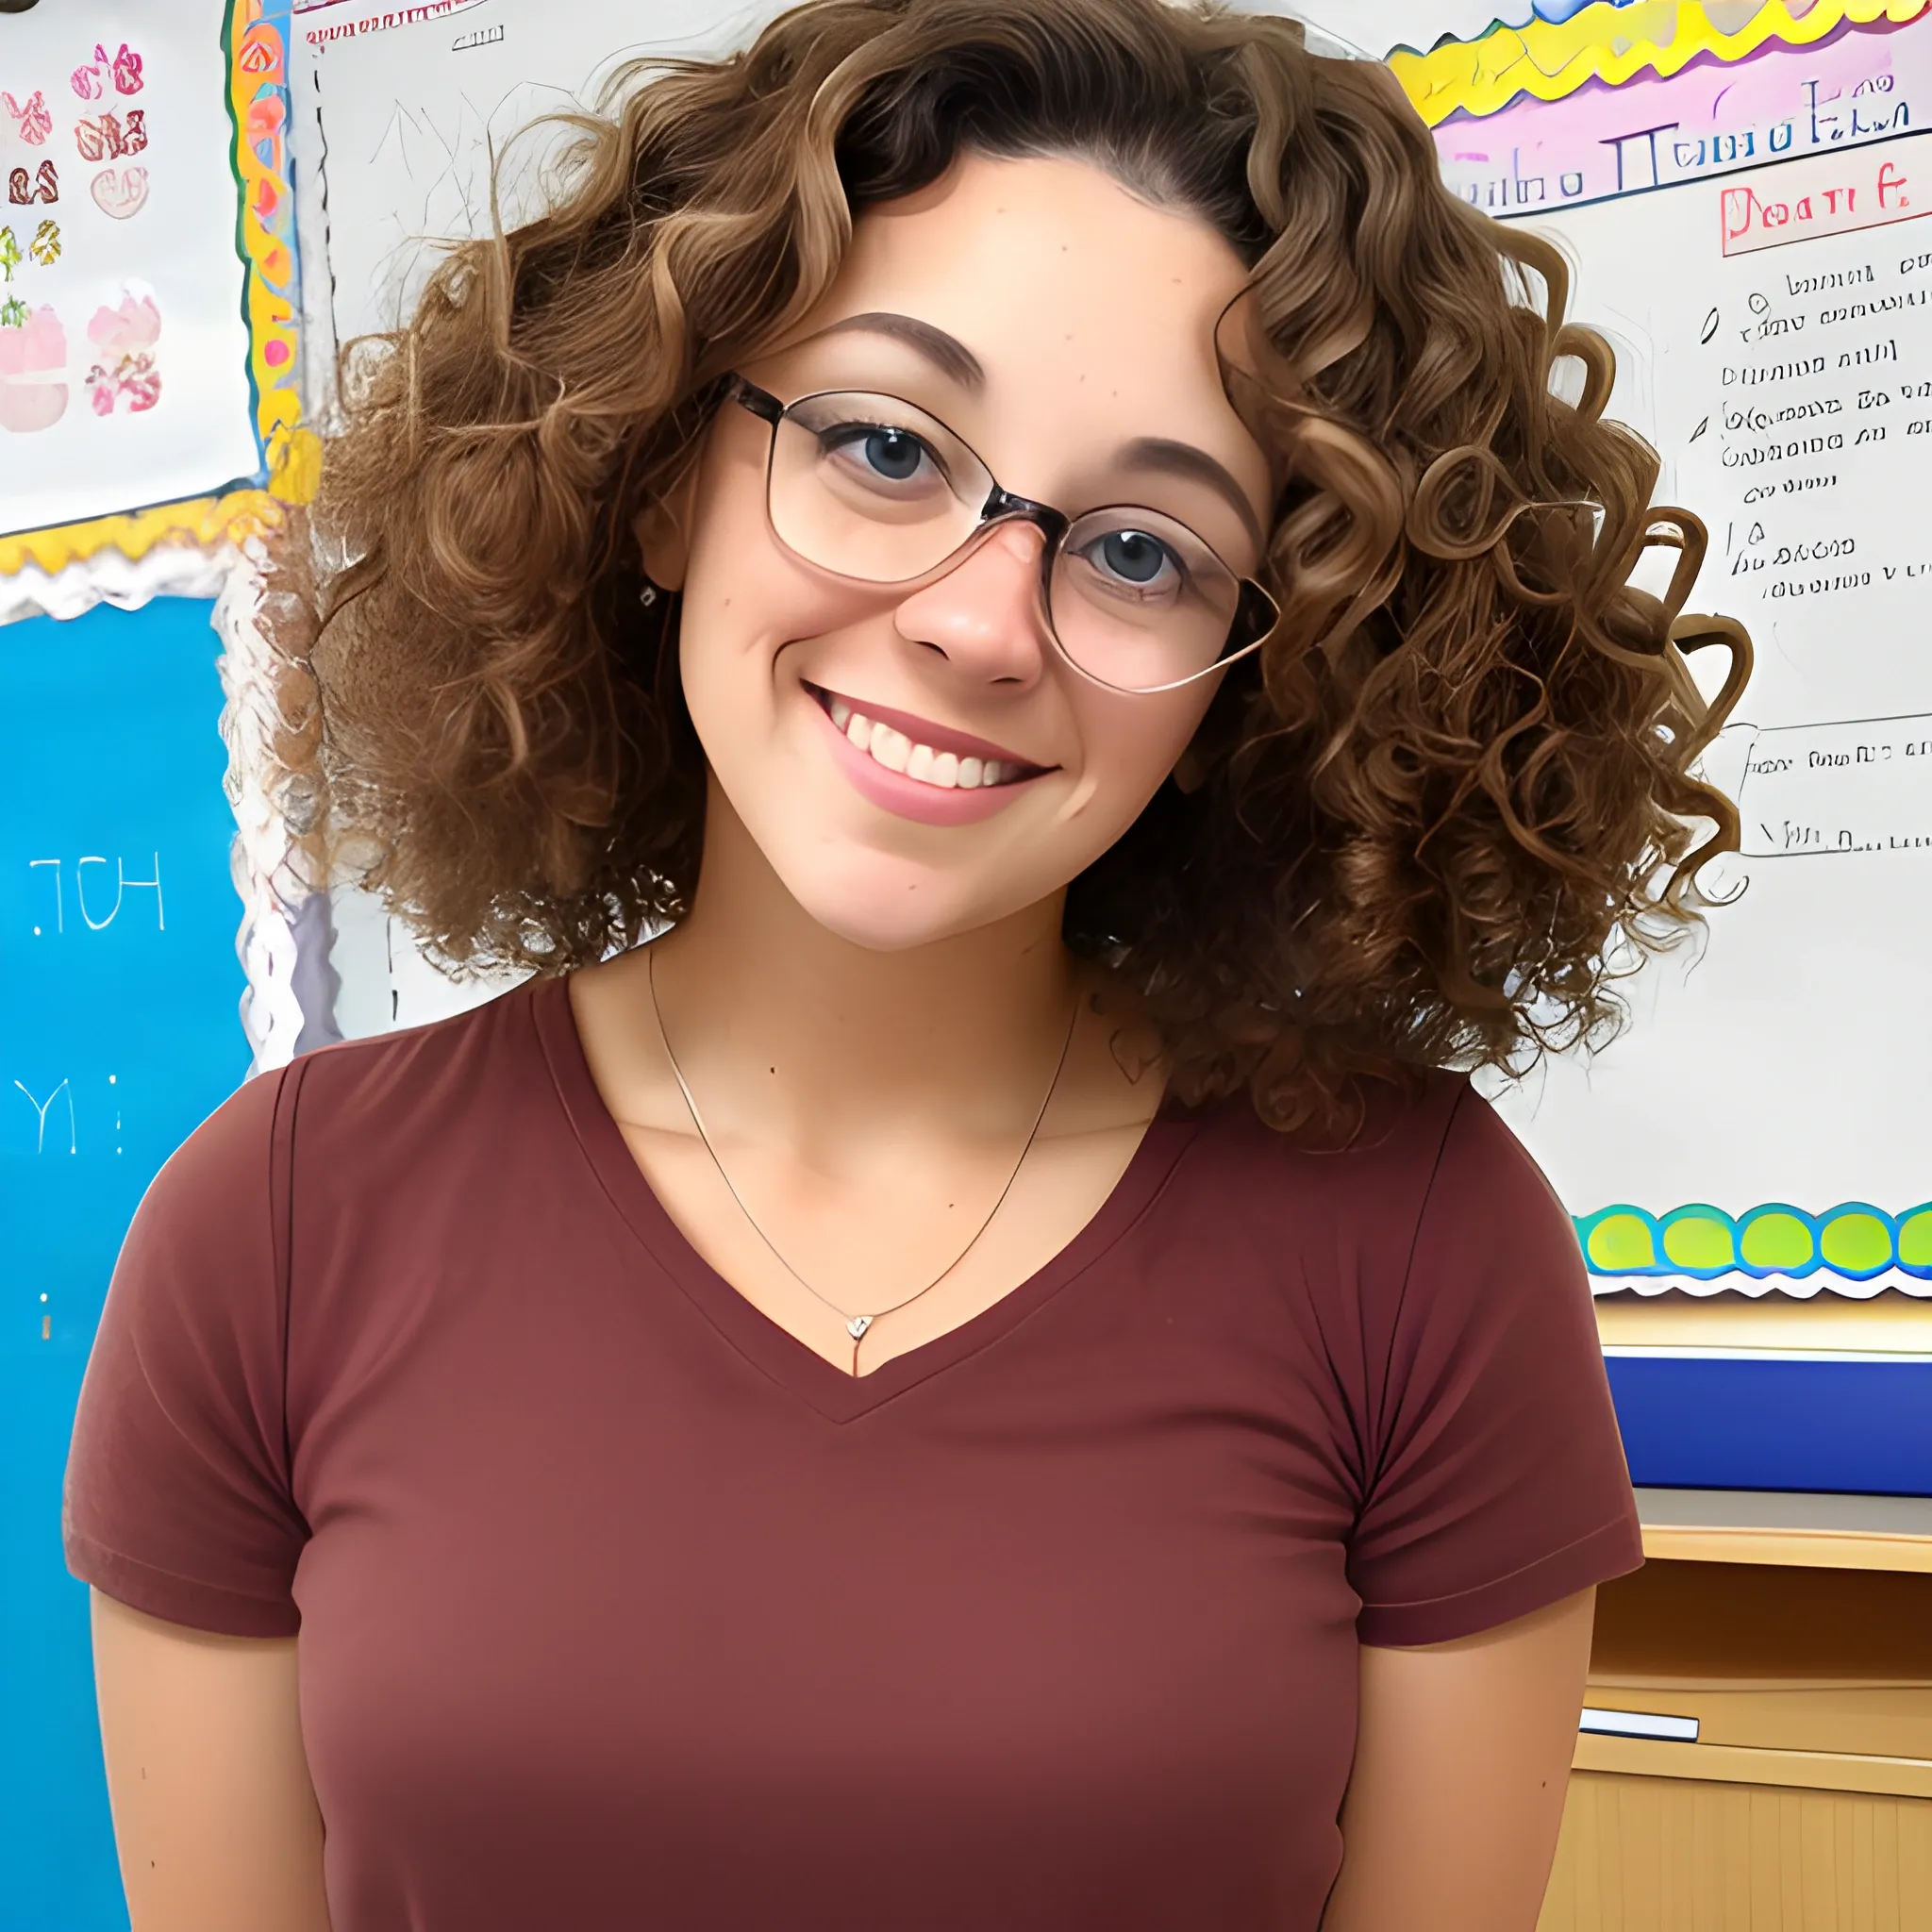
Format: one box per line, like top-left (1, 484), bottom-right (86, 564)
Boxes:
top-left (65, 1), bottom-right (1745, 1926)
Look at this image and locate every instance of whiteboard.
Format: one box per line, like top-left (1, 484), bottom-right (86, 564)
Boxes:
top-left (308, 0), bottom-right (1402, 352)
top-left (1398, 7), bottom-right (1932, 1298)
top-left (307, 0), bottom-right (1932, 1298)
top-left (312, 0), bottom-right (774, 348)
top-left (0, 1), bottom-right (259, 537)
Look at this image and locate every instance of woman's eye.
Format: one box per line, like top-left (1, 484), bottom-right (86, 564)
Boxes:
top-left (824, 423), bottom-right (937, 487)
top-left (1088, 528), bottom-right (1181, 591)
top-left (861, 426), bottom-right (925, 481)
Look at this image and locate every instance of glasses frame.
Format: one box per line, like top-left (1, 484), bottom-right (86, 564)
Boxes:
top-left (726, 375), bottom-right (1280, 695)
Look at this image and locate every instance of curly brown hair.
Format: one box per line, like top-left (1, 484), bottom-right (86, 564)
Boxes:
top-left (272, 0), bottom-right (1749, 1140)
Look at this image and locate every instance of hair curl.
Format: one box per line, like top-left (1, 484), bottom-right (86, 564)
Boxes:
top-left (270, 0), bottom-right (1750, 1141)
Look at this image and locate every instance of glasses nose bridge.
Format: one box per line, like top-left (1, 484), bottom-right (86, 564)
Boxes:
top-left (974, 486), bottom-right (1069, 591)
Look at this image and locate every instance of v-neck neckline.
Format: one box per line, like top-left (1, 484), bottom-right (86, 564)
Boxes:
top-left (530, 973), bottom-right (1200, 1425)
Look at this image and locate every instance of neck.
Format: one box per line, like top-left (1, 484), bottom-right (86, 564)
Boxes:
top-left (648, 783), bottom-right (1078, 1150)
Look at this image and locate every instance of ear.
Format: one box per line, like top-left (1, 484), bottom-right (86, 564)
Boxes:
top-left (633, 461), bottom-right (700, 591)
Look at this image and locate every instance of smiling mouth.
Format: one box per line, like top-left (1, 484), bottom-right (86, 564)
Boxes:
top-left (806, 683), bottom-right (1053, 791)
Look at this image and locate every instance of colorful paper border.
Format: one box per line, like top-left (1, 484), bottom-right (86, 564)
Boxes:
top-left (1393, 0), bottom-right (1932, 126)
top-left (1578, 1203), bottom-right (1932, 1281)
top-left (0, 0), bottom-right (317, 581)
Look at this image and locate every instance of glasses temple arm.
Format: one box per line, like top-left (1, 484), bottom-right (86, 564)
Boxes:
top-left (726, 375), bottom-right (784, 425)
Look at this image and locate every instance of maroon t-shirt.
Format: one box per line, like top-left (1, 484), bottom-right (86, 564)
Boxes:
top-left (65, 975), bottom-right (1638, 1930)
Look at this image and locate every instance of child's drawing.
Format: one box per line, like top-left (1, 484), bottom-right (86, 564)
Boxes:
top-left (0, 225), bottom-right (27, 329)
top-left (84, 291), bottom-right (159, 415)
top-left (8, 161), bottom-right (59, 206)
top-left (0, 303), bottom-right (68, 432)
top-left (71, 45), bottom-right (144, 102)
top-left (29, 220), bottom-right (59, 267)
top-left (3, 92), bottom-right (53, 145)
top-left (75, 110), bottom-right (147, 163)
top-left (89, 165), bottom-right (147, 221)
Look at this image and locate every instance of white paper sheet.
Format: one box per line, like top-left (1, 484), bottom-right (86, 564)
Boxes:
top-left (308, 0), bottom-right (1462, 353)
top-left (0, 0), bottom-right (258, 538)
top-left (1442, 30), bottom-right (1932, 1296)
top-left (313, 0), bottom-right (776, 349)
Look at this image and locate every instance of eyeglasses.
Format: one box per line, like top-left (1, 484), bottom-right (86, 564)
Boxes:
top-left (727, 375), bottom-right (1279, 694)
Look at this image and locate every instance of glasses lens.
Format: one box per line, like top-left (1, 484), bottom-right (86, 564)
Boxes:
top-left (1050, 508), bottom-right (1258, 691)
top-left (767, 391), bottom-right (991, 584)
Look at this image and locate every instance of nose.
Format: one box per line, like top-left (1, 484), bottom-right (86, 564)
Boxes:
top-left (891, 521), bottom-right (1052, 688)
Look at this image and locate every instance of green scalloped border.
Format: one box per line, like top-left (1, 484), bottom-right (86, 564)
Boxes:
top-left (1577, 1203), bottom-right (1932, 1280)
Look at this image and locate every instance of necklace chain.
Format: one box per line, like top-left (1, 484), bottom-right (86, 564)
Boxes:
top-left (648, 946), bottom-right (1081, 1373)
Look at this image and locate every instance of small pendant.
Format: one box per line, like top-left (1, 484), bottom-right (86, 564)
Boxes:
top-left (846, 1314), bottom-right (874, 1341)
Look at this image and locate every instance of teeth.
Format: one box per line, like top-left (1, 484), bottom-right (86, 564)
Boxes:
top-left (824, 693), bottom-right (1021, 791)
top-left (869, 722), bottom-right (912, 773)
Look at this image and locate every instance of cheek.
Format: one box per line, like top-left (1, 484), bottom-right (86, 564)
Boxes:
top-left (674, 486), bottom-right (857, 731)
top-left (1061, 688), bottom-right (1215, 831)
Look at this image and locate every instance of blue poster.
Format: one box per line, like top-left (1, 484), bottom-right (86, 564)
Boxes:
top-left (0, 599), bottom-right (247, 1932)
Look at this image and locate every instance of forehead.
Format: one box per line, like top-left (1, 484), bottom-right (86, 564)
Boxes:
top-left (831, 150), bottom-right (1250, 330)
top-left (779, 152), bottom-right (1266, 495)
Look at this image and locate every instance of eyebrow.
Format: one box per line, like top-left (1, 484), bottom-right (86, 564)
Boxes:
top-left (801, 317), bottom-right (1264, 548)
top-left (817, 311), bottom-right (986, 391)
top-left (1118, 437), bottom-right (1267, 551)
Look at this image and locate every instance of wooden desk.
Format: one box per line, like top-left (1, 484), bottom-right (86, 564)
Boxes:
top-left (1541, 1555), bottom-right (1932, 1927)
top-left (1540, 1296), bottom-right (1932, 1926)
top-left (1636, 1487), bottom-right (1932, 1575)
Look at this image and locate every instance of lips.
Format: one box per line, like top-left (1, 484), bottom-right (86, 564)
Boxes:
top-left (808, 683), bottom-right (1048, 791)
top-left (804, 682), bottom-right (1056, 826)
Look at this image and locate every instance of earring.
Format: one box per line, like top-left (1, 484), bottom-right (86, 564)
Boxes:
top-left (639, 581), bottom-right (659, 609)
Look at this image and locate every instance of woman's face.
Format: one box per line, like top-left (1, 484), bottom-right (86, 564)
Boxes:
top-left (652, 151), bottom-right (1272, 951)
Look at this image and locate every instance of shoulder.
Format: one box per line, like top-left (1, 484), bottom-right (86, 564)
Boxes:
top-left (290, 974), bottom-right (552, 1117)
top-left (136, 978), bottom-right (558, 1242)
top-left (1166, 1068), bottom-right (1506, 1237)
top-left (1158, 1073), bottom-right (1581, 1324)
top-left (275, 976), bottom-right (562, 1177)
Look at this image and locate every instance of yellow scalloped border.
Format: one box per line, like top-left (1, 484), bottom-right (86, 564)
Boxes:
top-left (1, 1), bottom-right (318, 581)
top-left (0, 491), bottom-right (287, 578)
top-left (1393, 0), bottom-right (1932, 126)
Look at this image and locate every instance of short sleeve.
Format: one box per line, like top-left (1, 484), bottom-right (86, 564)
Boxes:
top-left (1346, 1088), bottom-right (1641, 1647)
top-left (62, 1062), bottom-right (308, 1638)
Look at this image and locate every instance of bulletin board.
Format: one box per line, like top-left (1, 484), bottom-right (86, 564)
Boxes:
top-left (1316, 0), bottom-right (1932, 1307)
top-left (0, 6), bottom-right (305, 1924)
top-left (1313, 0), bottom-right (1932, 1493)
top-left (1, 602), bottom-right (248, 1932)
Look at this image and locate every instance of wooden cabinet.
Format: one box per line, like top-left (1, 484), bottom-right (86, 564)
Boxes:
top-left (1540, 1518), bottom-right (1932, 1929)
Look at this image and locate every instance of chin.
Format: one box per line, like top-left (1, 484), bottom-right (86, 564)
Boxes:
top-left (777, 849), bottom-right (1041, 953)
top-left (788, 881), bottom-right (997, 954)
